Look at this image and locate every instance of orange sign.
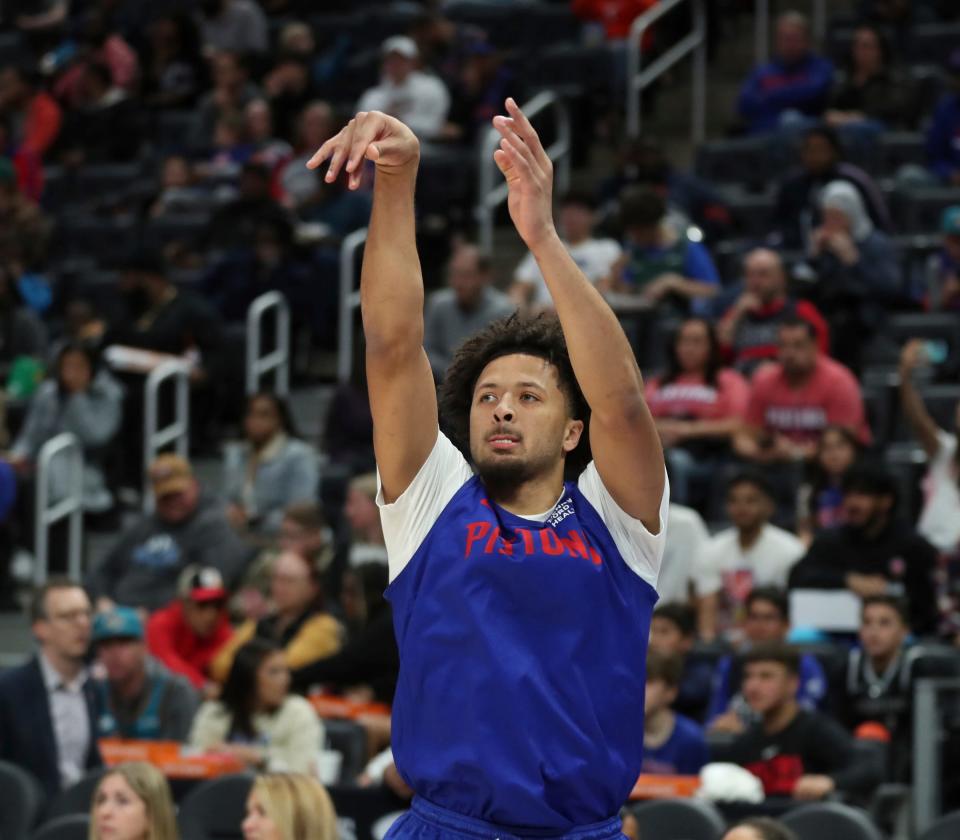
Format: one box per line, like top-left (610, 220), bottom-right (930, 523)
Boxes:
top-left (308, 694), bottom-right (391, 720)
top-left (99, 739), bottom-right (245, 779)
top-left (629, 774), bottom-right (700, 800)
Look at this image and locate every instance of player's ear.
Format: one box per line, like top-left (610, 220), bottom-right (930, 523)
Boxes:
top-left (562, 419), bottom-right (584, 453)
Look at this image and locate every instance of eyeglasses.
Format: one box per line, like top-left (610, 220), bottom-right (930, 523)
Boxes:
top-left (48, 608), bottom-right (93, 624)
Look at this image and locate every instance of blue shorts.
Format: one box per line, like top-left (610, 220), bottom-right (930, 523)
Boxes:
top-left (385, 797), bottom-right (626, 840)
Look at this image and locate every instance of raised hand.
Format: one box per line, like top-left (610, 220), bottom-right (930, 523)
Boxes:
top-left (308, 111), bottom-right (420, 190)
top-left (492, 98), bottom-right (557, 250)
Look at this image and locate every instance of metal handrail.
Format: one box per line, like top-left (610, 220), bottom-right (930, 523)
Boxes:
top-left (627, 0), bottom-right (706, 141)
top-left (755, 0), bottom-right (827, 65)
top-left (476, 90), bottom-right (571, 253)
top-left (913, 677), bottom-right (960, 835)
top-left (246, 291), bottom-right (290, 396)
top-left (143, 359), bottom-right (190, 511)
top-left (34, 433), bottom-right (83, 584)
top-left (337, 227), bottom-right (368, 383)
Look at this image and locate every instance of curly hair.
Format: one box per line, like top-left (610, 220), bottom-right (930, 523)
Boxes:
top-left (438, 313), bottom-right (592, 479)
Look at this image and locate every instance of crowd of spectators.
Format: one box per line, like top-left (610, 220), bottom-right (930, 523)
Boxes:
top-left (0, 0), bottom-right (956, 837)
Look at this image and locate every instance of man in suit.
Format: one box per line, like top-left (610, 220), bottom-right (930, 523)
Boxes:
top-left (0, 577), bottom-right (102, 795)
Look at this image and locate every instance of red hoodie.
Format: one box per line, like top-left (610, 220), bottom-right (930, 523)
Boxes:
top-left (146, 600), bottom-right (234, 689)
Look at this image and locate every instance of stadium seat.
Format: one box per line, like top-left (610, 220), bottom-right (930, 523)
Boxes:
top-left (30, 814), bottom-right (89, 840)
top-left (143, 214), bottom-right (210, 251)
top-left (0, 760), bottom-right (44, 840)
top-left (43, 768), bottom-right (107, 822)
top-left (893, 188), bottom-right (960, 234)
top-left (909, 645), bottom-right (960, 680)
top-left (75, 163), bottom-right (144, 200)
top-left (153, 110), bottom-right (202, 154)
top-left (60, 215), bottom-right (141, 260)
top-left (525, 44), bottom-right (614, 98)
top-left (324, 718), bottom-right (369, 785)
top-left (877, 133), bottom-right (926, 178)
top-left (523, 5), bottom-right (583, 46)
top-left (919, 809), bottom-right (960, 840)
top-left (629, 798), bottom-right (725, 840)
top-left (781, 802), bottom-right (883, 840)
top-left (907, 24), bottom-right (960, 66)
top-left (444, 2), bottom-right (526, 48)
top-left (727, 191), bottom-right (777, 240)
top-left (866, 312), bottom-right (960, 369)
top-left (695, 137), bottom-right (772, 192)
top-left (177, 773), bottom-right (254, 840)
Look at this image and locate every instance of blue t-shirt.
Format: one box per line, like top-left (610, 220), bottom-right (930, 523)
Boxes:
top-left (641, 713), bottom-right (709, 775)
top-left (379, 434), bottom-right (668, 831)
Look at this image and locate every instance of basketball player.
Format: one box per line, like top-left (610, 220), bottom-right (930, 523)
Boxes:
top-left (309, 99), bottom-right (668, 838)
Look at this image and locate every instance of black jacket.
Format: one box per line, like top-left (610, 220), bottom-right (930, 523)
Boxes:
top-left (0, 657), bottom-right (102, 797)
top-left (712, 709), bottom-right (880, 797)
top-left (788, 520), bottom-right (939, 635)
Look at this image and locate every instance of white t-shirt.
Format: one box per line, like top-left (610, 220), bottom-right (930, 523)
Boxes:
top-left (657, 504), bottom-right (709, 604)
top-left (514, 238), bottom-right (622, 306)
top-left (693, 524), bottom-right (805, 602)
top-left (357, 72), bottom-right (450, 141)
top-left (919, 430), bottom-right (960, 552)
top-left (376, 431), bottom-right (669, 588)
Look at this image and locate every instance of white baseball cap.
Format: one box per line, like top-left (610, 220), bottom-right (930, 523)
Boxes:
top-left (382, 35), bottom-right (418, 59)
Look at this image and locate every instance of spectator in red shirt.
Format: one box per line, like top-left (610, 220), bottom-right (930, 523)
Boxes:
top-left (734, 317), bottom-right (869, 468)
top-left (646, 318), bottom-right (749, 507)
top-left (571, 0), bottom-right (658, 41)
top-left (718, 248), bottom-right (828, 376)
top-left (0, 62), bottom-right (62, 159)
top-left (146, 566), bottom-right (234, 694)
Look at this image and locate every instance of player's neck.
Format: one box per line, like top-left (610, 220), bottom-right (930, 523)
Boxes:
top-left (486, 475), bottom-right (565, 517)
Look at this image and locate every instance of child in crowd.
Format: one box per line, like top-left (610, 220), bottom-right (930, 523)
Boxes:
top-left (649, 603), bottom-right (713, 722)
top-left (796, 425), bottom-right (862, 546)
top-left (641, 651), bottom-right (709, 776)
top-left (708, 588), bottom-right (827, 732)
top-left (842, 595), bottom-right (914, 779)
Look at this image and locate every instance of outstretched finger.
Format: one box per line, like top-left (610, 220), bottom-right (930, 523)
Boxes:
top-left (307, 135), bottom-right (338, 170)
top-left (504, 97), bottom-right (552, 171)
top-left (493, 117), bottom-right (543, 180)
top-left (497, 136), bottom-right (535, 181)
top-left (346, 113), bottom-right (383, 173)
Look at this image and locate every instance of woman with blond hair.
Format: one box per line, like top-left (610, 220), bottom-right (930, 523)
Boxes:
top-left (89, 762), bottom-right (178, 840)
top-left (242, 773), bottom-right (337, 840)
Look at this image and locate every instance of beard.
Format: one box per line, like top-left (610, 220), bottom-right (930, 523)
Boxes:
top-left (474, 447), bottom-right (559, 498)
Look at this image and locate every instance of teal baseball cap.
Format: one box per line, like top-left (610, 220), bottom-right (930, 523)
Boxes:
top-left (942, 206), bottom-right (960, 236)
top-left (92, 607), bottom-right (144, 643)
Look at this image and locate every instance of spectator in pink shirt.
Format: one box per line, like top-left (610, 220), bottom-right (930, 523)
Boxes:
top-left (734, 318), bottom-right (870, 469)
top-left (646, 318), bottom-right (749, 507)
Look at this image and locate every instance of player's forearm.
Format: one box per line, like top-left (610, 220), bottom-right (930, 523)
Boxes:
top-left (532, 232), bottom-right (645, 420)
top-left (361, 166), bottom-right (424, 353)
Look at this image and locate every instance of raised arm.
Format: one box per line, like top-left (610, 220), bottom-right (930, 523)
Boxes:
top-left (492, 99), bottom-right (665, 530)
top-left (310, 112), bottom-right (438, 503)
top-left (898, 340), bottom-right (942, 459)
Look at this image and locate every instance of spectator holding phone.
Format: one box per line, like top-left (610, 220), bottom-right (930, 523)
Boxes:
top-left (898, 340), bottom-right (960, 555)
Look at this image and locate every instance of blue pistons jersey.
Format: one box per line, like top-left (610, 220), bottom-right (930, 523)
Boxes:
top-left (380, 433), bottom-right (666, 832)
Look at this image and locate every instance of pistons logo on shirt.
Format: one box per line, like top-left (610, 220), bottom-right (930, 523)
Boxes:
top-left (888, 556), bottom-right (907, 578)
top-left (463, 520), bottom-right (602, 566)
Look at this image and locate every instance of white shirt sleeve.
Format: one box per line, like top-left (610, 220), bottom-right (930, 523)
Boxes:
top-left (693, 536), bottom-right (726, 597)
top-left (577, 462), bottom-right (669, 591)
top-left (377, 431), bottom-right (474, 582)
